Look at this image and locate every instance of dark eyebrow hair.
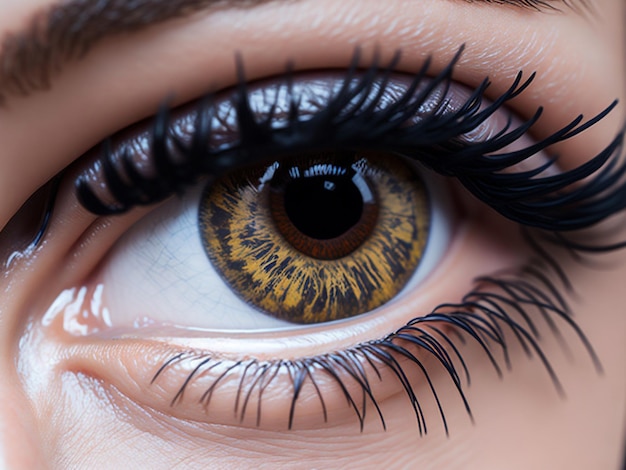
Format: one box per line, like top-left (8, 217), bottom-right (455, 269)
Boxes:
top-left (0, 0), bottom-right (274, 102)
top-left (0, 0), bottom-right (586, 102)
top-left (474, 0), bottom-right (587, 8)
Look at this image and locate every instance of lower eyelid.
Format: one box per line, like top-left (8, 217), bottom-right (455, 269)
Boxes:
top-left (71, 338), bottom-right (476, 431)
top-left (26, 207), bottom-right (528, 432)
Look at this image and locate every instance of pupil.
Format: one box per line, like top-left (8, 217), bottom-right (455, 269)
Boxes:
top-left (284, 173), bottom-right (363, 240)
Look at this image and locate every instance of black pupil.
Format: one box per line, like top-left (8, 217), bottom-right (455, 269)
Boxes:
top-left (284, 173), bottom-right (363, 240)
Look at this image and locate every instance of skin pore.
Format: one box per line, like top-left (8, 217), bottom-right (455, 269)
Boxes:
top-left (0, 0), bottom-right (625, 468)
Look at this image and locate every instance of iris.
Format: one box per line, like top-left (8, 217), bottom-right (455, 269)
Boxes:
top-left (199, 151), bottom-right (430, 323)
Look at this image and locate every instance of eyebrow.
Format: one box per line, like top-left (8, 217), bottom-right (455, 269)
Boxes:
top-left (0, 0), bottom-right (274, 102)
top-left (0, 0), bottom-right (585, 102)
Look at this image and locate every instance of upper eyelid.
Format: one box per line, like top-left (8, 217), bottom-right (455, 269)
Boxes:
top-left (72, 51), bottom-right (626, 236)
top-left (0, 0), bottom-right (591, 104)
top-left (0, 53), bottom-right (564, 260)
top-left (0, 1), bottom-right (619, 235)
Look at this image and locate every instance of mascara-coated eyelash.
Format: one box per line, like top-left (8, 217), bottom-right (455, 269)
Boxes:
top-left (76, 46), bottom-right (625, 232)
top-left (150, 231), bottom-right (602, 432)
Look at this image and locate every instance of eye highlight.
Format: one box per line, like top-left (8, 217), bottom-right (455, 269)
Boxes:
top-left (199, 151), bottom-right (430, 323)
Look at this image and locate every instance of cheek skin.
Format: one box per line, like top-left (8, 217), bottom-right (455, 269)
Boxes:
top-left (0, 378), bottom-right (45, 469)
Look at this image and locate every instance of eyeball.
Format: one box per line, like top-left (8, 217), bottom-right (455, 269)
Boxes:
top-left (92, 153), bottom-right (454, 331)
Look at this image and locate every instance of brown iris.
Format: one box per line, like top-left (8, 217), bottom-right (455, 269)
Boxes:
top-left (199, 151), bottom-right (430, 324)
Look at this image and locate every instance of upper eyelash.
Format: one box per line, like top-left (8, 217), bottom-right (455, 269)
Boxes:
top-left (477, 0), bottom-right (567, 10)
top-left (76, 46), bottom-right (626, 233)
top-left (474, 0), bottom-right (593, 15)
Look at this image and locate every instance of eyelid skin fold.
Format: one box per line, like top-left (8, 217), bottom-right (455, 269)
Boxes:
top-left (0, 0), bottom-right (592, 103)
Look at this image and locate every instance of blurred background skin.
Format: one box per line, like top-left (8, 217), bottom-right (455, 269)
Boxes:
top-left (0, 0), bottom-right (625, 468)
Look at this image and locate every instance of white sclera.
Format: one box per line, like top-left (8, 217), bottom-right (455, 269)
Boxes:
top-left (98, 164), bottom-right (454, 331)
top-left (101, 184), bottom-right (295, 330)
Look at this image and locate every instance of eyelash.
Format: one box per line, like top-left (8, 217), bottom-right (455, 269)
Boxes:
top-left (75, 47), bottom-right (626, 233)
top-left (479, 0), bottom-right (590, 14)
top-left (151, 238), bottom-right (601, 432)
top-left (67, 47), bottom-right (624, 432)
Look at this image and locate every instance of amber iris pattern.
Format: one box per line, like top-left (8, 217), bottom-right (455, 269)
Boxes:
top-left (199, 151), bottom-right (430, 324)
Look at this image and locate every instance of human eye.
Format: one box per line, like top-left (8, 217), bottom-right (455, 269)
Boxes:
top-left (1, 0), bottom-right (625, 468)
top-left (26, 51), bottom-right (625, 426)
top-left (69, 49), bottom-right (620, 334)
top-left (52, 46), bottom-right (623, 430)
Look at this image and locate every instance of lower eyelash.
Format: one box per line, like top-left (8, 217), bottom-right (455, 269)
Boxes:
top-left (150, 230), bottom-right (602, 432)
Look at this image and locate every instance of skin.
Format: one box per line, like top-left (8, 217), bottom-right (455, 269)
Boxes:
top-left (0, 0), bottom-right (625, 468)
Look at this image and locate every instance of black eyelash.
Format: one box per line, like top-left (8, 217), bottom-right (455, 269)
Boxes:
top-left (30, 174), bottom-right (62, 249)
top-left (76, 46), bottom-right (626, 232)
top-left (151, 231), bottom-right (601, 432)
